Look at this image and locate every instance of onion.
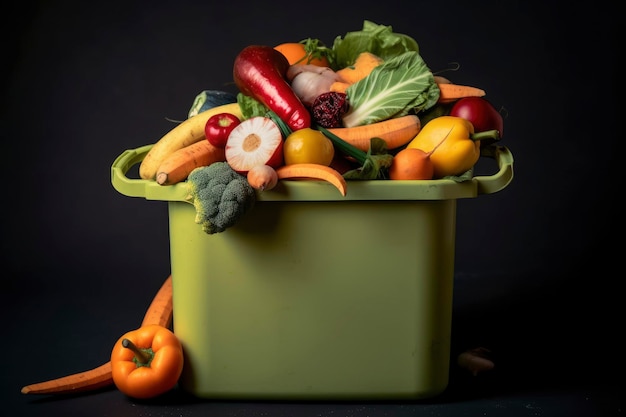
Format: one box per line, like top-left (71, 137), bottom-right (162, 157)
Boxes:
top-left (287, 65), bottom-right (342, 107)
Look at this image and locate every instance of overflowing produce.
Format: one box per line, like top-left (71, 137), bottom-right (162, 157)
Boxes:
top-left (139, 102), bottom-right (242, 180)
top-left (133, 19), bottom-right (507, 235)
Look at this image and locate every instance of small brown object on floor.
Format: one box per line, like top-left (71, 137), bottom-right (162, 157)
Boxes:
top-left (457, 347), bottom-right (495, 376)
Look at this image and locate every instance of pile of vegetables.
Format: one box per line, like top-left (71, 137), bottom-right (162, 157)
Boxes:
top-left (136, 20), bottom-right (505, 234)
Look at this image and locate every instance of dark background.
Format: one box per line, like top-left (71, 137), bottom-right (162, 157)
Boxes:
top-left (2, 1), bottom-right (622, 416)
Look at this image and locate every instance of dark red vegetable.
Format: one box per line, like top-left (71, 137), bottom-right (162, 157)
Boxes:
top-left (449, 97), bottom-right (504, 138)
top-left (233, 45), bottom-right (311, 132)
top-left (205, 112), bottom-right (241, 148)
top-left (311, 92), bottom-right (349, 128)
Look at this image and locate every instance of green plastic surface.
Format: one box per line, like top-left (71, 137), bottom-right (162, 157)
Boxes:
top-left (111, 145), bottom-right (514, 202)
top-left (110, 145), bottom-right (514, 399)
top-left (169, 198), bottom-right (455, 399)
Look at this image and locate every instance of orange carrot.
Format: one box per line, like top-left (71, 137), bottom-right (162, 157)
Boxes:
top-left (326, 115), bottom-right (420, 152)
top-left (276, 163), bottom-right (347, 196)
top-left (156, 140), bottom-right (226, 185)
top-left (20, 363), bottom-right (114, 396)
top-left (330, 52), bottom-right (385, 94)
top-left (140, 275), bottom-right (173, 328)
top-left (436, 82), bottom-right (486, 103)
top-left (329, 81), bottom-right (351, 94)
top-left (21, 276), bottom-right (174, 395)
top-left (336, 52), bottom-right (384, 83)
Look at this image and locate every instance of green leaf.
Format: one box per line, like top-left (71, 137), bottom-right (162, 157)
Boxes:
top-left (342, 137), bottom-right (394, 180)
top-left (236, 93), bottom-right (268, 119)
top-left (342, 51), bottom-right (439, 128)
top-left (331, 20), bottom-right (419, 70)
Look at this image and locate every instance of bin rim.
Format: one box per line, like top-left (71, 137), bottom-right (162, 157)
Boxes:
top-left (111, 144), bottom-right (513, 202)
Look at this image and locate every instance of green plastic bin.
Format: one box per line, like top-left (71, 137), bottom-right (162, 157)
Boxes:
top-left (111, 145), bottom-right (514, 400)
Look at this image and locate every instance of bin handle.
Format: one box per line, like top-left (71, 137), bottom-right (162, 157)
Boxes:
top-left (473, 145), bottom-right (514, 195)
top-left (110, 144), bottom-right (189, 201)
top-left (111, 144), bottom-right (514, 200)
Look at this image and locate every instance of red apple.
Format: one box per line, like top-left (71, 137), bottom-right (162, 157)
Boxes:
top-left (225, 116), bottom-right (284, 174)
top-left (450, 97), bottom-right (504, 138)
top-left (205, 112), bottom-right (241, 148)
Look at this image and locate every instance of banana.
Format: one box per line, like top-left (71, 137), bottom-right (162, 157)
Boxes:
top-left (139, 102), bottom-right (242, 180)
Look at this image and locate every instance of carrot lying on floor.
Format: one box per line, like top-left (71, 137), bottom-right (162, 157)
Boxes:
top-left (21, 275), bottom-right (174, 395)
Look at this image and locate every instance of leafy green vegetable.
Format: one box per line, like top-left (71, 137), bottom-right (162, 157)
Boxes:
top-left (331, 20), bottom-right (419, 70)
top-left (237, 93), bottom-right (268, 119)
top-left (342, 51), bottom-right (440, 128)
top-left (299, 38), bottom-right (333, 65)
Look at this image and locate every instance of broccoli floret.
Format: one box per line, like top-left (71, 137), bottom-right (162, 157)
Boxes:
top-left (186, 162), bottom-right (256, 234)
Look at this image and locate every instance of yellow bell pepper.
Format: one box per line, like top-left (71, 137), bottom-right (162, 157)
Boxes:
top-left (407, 116), bottom-right (496, 178)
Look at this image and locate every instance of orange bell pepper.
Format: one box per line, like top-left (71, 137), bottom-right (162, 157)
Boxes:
top-left (110, 324), bottom-right (183, 399)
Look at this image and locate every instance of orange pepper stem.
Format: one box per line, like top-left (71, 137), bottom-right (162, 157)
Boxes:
top-left (121, 338), bottom-right (153, 367)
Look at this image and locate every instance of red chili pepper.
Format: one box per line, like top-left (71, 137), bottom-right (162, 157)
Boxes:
top-left (233, 45), bottom-right (311, 132)
top-left (205, 112), bottom-right (241, 148)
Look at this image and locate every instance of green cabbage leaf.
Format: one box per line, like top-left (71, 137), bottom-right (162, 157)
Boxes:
top-left (342, 51), bottom-right (440, 128)
top-left (330, 20), bottom-right (419, 70)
